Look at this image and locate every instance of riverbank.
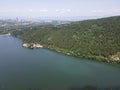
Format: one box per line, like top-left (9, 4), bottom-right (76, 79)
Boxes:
top-left (21, 41), bottom-right (120, 64)
top-left (44, 45), bottom-right (120, 64)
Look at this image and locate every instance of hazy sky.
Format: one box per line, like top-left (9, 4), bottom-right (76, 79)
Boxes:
top-left (0, 0), bottom-right (120, 17)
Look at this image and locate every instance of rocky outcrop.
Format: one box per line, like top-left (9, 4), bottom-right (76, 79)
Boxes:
top-left (33, 44), bottom-right (43, 48)
top-left (0, 33), bottom-right (11, 36)
top-left (22, 43), bottom-right (30, 48)
top-left (111, 55), bottom-right (120, 61)
top-left (22, 43), bottom-right (43, 49)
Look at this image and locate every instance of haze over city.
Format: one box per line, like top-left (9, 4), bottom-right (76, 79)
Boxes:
top-left (0, 0), bottom-right (120, 19)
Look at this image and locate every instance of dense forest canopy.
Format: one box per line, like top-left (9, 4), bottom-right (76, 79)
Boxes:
top-left (11, 16), bottom-right (120, 64)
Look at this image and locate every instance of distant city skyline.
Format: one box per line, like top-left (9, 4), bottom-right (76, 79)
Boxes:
top-left (0, 0), bottom-right (120, 18)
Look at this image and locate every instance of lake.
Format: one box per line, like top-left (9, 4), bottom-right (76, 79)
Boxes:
top-left (0, 36), bottom-right (120, 90)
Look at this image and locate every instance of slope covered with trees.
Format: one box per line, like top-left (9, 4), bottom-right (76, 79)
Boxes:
top-left (12, 16), bottom-right (120, 64)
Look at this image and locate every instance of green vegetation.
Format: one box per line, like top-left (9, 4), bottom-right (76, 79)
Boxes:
top-left (11, 16), bottom-right (120, 64)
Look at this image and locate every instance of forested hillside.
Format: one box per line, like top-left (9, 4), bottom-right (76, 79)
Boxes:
top-left (12, 16), bottom-right (120, 64)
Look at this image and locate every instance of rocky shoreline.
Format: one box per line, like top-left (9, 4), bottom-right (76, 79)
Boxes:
top-left (0, 33), bottom-right (11, 36)
top-left (22, 43), bottom-right (43, 49)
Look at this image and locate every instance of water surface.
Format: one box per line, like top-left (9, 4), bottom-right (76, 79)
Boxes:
top-left (0, 36), bottom-right (120, 90)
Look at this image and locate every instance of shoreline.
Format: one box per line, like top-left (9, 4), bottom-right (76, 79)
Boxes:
top-left (7, 36), bottom-right (120, 65)
top-left (41, 46), bottom-right (120, 65)
top-left (0, 33), bottom-right (11, 36)
top-left (22, 42), bottom-right (120, 64)
top-left (22, 43), bottom-right (43, 49)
